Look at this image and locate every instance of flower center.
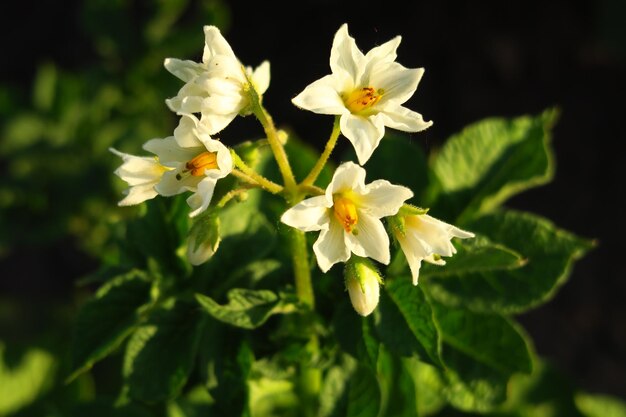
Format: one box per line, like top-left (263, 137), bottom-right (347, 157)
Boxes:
top-left (176, 151), bottom-right (218, 180)
top-left (333, 195), bottom-right (358, 233)
top-left (343, 87), bottom-right (383, 113)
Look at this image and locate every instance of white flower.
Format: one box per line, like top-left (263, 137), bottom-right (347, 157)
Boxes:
top-left (292, 23), bottom-right (432, 165)
top-left (164, 25), bottom-right (270, 135)
top-left (281, 161), bottom-right (412, 272)
top-left (143, 115), bottom-right (233, 217)
top-left (110, 149), bottom-right (168, 206)
top-left (392, 212), bottom-right (474, 285)
top-left (345, 257), bottom-right (382, 317)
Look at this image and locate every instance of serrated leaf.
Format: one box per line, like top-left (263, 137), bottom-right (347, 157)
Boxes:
top-left (432, 108), bottom-right (558, 222)
top-left (430, 301), bottom-right (533, 412)
top-left (425, 210), bottom-right (595, 313)
top-left (195, 289), bottom-right (299, 329)
top-left (376, 279), bottom-right (441, 366)
top-left (68, 270), bottom-right (152, 381)
top-left (124, 299), bottom-right (204, 403)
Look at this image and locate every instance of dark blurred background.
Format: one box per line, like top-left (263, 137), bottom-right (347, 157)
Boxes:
top-left (1, 0), bottom-right (624, 403)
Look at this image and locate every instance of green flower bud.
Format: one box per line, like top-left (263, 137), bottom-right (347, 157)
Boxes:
top-left (344, 256), bottom-right (383, 316)
top-left (187, 211), bottom-right (220, 266)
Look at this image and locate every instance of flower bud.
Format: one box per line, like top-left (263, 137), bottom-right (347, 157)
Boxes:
top-left (186, 211), bottom-right (220, 266)
top-left (344, 257), bottom-right (383, 317)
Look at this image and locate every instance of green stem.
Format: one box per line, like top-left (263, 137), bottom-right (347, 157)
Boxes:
top-left (230, 150), bottom-right (283, 194)
top-left (288, 228), bottom-right (321, 416)
top-left (302, 116), bottom-right (341, 187)
top-left (251, 103), bottom-right (297, 191)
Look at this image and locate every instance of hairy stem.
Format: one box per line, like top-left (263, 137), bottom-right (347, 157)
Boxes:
top-left (302, 116), bottom-right (341, 187)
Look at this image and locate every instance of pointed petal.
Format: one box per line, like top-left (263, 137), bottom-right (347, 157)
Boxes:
top-left (397, 234), bottom-right (430, 285)
top-left (373, 65), bottom-right (423, 105)
top-left (118, 184), bottom-right (159, 206)
top-left (360, 36), bottom-right (401, 85)
top-left (340, 113), bottom-right (385, 165)
top-left (187, 177), bottom-right (218, 217)
top-left (173, 114), bottom-right (203, 148)
top-left (199, 111), bottom-right (237, 135)
top-left (252, 60), bottom-right (271, 95)
top-left (330, 24), bottom-right (363, 81)
top-left (361, 180), bottom-right (413, 217)
top-left (163, 58), bottom-right (205, 82)
top-left (110, 148), bottom-right (165, 186)
top-left (143, 137), bottom-right (198, 166)
top-left (292, 75), bottom-right (348, 115)
top-left (313, 220), bottom-right (351, 272)
top-left (281, 196), bottom-right (330, 232)
top-left (203, 25), bottom-right (236, 62)
top-left (327, 161), bottom-right (367, 196)
top-left (347, 213), bottom-right (390, 265)
top-left (378, 104), bottom-right (433, 132)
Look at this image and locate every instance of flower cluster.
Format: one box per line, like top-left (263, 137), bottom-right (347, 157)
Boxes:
top-left (111, 23), bottom-right (473, 315)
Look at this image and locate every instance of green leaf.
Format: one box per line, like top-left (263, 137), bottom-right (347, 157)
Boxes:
top-left (68, 270), bottom-right (152, 381)
top-left (343, 133), bottom-right (430, 202)
top-left (346, 365), bottom-right (381, 417)
top-left (425, 210), bottom-right (595, 313)
top-left (431, 108), bottom-right (558, 222)
top-left (195, 288), bottom-right (299, 329)
top-left (0, 343), bottom-right (56, 415)
top-left (376, 279), bottom-right (441, 366)
top-left (576, 393), bottom-right (626, 417)
top-left (124, 299), bottom-right (204, 403)
top-left (431, 301), bottom-right (533, 411)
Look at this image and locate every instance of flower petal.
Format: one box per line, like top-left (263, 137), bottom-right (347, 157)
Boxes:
top-left (396, 233), bottom-right (430, 285)
top-left (373, 64), bottom-right (423, 105)
top-left (199, 111), bottom-right (238, 135)
top-left (187, 177), bottom-right (218, 217)
top-left (173, 115), bottom-right (203, 148)
top-left (313, 219), bottom-right (351, 272)
top-left (360, 36), bottom-right (401, 85)
top-left (330, 24), bottom-right (363, 82)
top-left (163, 58), bottom-right (205, 83)
top-left (252, 60), bottom-right (271, 95)
top-left (340, 113), bottom-right (385, 165)
top-left (118, 184), bottom-right (159, 206)
top-left (346, 212), bottom-right (390, 265)
top-left (378, 104), bottom-right (433, 132)
top-left (202, 25), bottom-right (237, 63)
top-left (281, 196), bottom-right (330, 232)
top-left (143, 137), bottom-right (198, 166)
top-left (155, 170), bottom-right (197, 197)
top-left (326, 161), bottom-right (367, 196)
top-left (292, 75), bottom-right (348, 115)
top-left (360, 180), bottom-right (413, 217)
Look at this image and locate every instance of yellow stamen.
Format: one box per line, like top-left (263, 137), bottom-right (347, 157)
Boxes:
top-left (343, 87), bottom-right (383, 113)
top-left (186, 151), bottom-right (218, 176)
top-left (176, 151), bottom-right (219, 181)
top-left (333, 195), bottom-right (358, 233)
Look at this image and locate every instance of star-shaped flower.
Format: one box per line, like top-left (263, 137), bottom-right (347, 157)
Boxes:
top-left (164, 25), bottom-right (270, 135)
top-left (292, 23), bottom-right (432, 165)
top-left (391, 210), bottom-right (474, 285)
top-left (281, 161), bottom-right (412, 272)
top-left (111, 115), bottom-right (232, 217)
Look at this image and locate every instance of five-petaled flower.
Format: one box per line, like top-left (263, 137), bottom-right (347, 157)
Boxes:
top-left (164, 25), bottom-right (270, 135)
top-left (292, 23), bottom-right (433, 165)
top-left (111, 115), bottom-right (232, 217)
top-left (390, 210), bottom-right (475, 285)
top-left (281, 161), bottom-right (412, 272)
